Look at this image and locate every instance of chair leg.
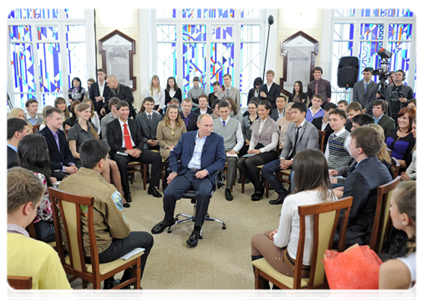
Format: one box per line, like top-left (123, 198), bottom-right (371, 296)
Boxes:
top-left (265, 180), bottom-right (269, 199)
top-left (241, 173), bottom-right (245, 194)
top-left (142, 164), bottom-right (147, 190)
top-left (93, 278), bottom-right (101, 289)
top-left (82, 280), bottom-right (88, 289)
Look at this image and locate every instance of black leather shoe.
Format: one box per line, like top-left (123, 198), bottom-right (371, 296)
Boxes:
top-left (225, 189), bottom-right (233, 201)
top-left (151, 219), bottom-right (175, 234)
top-left (103, 278), bottom-right (117, 289)
top-left (251, 191), bottom-right (264, 201)
top-left (186, 229), bottom-right (200, 248)
top-left (125, 194), bottom-right (132, 203)
top-left (148, 186), bottom-right (162, 198)
top-left (269, 194), bottom-right (287, 205)
top-left (123, 202), bottom-right (130, 208)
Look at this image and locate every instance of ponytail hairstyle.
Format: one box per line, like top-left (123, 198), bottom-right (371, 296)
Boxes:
top-left (394, 181), bottom-right (416, 256)
top-left (76, 103), bottom-right (98, 139)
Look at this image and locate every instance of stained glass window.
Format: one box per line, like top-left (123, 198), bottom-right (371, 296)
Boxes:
top-left (183, 9), bottom-right (202, 19)
top-left (204, 9), bottom-right (234, 18)
top-left (334, 24), bottom-right (354, 40)
top-left (67, 43), bottom-right (87, 89)
top-left (361, 9), bottom-right (387, 17)
top-left (66, 25), bottom-right (86, 42)
top-left (13, 93), bottom-right (38, 108)
top-left (360, 23), bottom-right (384, 40)
top-left (388, 9), bottom-right (413, 17)
top-left (157, 25), bottom-right (177, 42)
top-left (183, 43), bottom-right (207, 96)
top-left (212, 26), bottom-right (233, 40)
top-left (388, 24), bottom-right (412, 41)
top-left (157, 43), bottom-right (177, 84)
top-left (9, 25), bottom-right (32, 42)
top-left (64, 8), bottom-right (85, 19)
top-left (10, 43), bottom-right (36, 93)
top-left (334, 9), bottom-right (356, 17)
top-left (210, 43), bottom-right (235, 89)
top-left (241, 9), bottom-right (260, 18)
top-left (37, 43), bottom-right (62, 93)
top-left (8, 8), bottom-right (59, 19)
top-left (182, 25), bottom-right (206, 41)
top-left (37, 27), bottom-right (59, 41)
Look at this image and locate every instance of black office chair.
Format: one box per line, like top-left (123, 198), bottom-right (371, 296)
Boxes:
top-left (167, 173), bottom-right (226, 238)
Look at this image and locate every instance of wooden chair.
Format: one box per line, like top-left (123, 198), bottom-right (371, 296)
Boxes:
top-left (32, 124), bottom-right (41, 134)
top-left (48, 187), bottom-right (143, 289)
top-left (390, 157), bottom-right (400, 179)
top-left (127, 162), bottom-right (148, 189)
top-left (26, 222), bottom-right (57, 251)
top-left (252, 196), bottom-right (353, 290)
top-left (8, 276), bottom-right (32, 289)
top-left (318, 130), bottom-right (326, 152)
top-left (369, 176), bottom-right (401, 252)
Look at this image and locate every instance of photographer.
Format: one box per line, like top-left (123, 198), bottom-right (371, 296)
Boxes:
top-left (384, 70), bottom-right (414, 122)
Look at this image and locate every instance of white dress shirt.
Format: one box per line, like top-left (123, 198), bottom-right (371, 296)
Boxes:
top-left (98, 81), bottom-right (106, 100)
top-left (118, 119), bottom-right (135, 148)
top-left (187, 131), bottom-right (207, 171)
top-left (219, 116), bottom-right (244, 153)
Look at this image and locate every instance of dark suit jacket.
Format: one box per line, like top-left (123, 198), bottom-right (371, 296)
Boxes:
top-left (165, 88), bottom-right (182, 106)
top-left (181, 111), bottom-right (199, 132)
top-left (345, 119), bottom-right (352, 132)
top-left (39, 127), bottom-right (75, 173)
top-left (377, 114), bottom-right (396, 137)
top-left (340, 156), bottom-right (393, 247)
top-left (194, 107), bottom-right (212, 115)
top-left (352, 80), bottom-right (378, 114)
top-left (89, 81), bottom-right (112, 115)
top-left (259, 83), bottom-right (281, 109)
top-left (270, 108), bottom-right (285, 122)
top-left (136, 112), bottom-right (163, 148)
top-left (311, 117), bottom-right (334, 151)
top-left (106, 119), bottom-right (143, 157)
top-left (7, 146), bottom-right (18, 169)
top-left (168, 131), bottom-right (226, 185)
top-left (110, 84), bottom-right (135, 117)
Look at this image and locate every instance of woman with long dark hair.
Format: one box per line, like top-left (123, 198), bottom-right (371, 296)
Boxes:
top-left (248, 77), bottom-right (263, 104)
top-left (288, 80), bottom-right (307, 103)
top-left (68, 77), bottom-right (86, 110)
top-left (164, 77), bottom-right (182, 106)
top-left (17, 134), bottom-right (56, 243)
top-left (251, 149), bottom-right (336, 288)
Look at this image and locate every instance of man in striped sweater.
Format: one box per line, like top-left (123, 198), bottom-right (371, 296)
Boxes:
top-left (325, 109), bottom-right (351, 169)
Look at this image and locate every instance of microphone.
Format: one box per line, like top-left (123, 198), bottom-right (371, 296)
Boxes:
top-left (268, 15), bottom-right (274, 25)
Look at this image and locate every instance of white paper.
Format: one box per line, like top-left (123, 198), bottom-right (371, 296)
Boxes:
top-left (117, 151), bottom-right (128, 156)
top-left (226, 153), bottom-right (238, 157)
top-left (119, 247), bottom-right (145, 260)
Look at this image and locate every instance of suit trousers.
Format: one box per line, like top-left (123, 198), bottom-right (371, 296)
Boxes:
top-left (163, 170), bottom-right (213, 228)
top-left (261, 159), bottom-right (292, 196)
top-left (113, 150), bottom-right (162, 195)
top-left (225, 156), bottom-right (237, 188)
top-left (85, 231), bottom-right (154, 281)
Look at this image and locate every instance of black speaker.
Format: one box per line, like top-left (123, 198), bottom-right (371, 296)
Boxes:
top-left (337, 56), bottom-right (359, 88)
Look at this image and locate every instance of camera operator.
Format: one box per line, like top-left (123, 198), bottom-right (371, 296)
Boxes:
top-left (384, 70), bottom-right (414, 122)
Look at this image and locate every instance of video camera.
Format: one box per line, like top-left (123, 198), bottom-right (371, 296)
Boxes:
top-left (372, 48), bottom-right (392, 81)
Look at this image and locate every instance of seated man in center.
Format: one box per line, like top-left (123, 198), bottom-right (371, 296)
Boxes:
top-left (151, 114), bottom-right (225, 248)
top-left (213, 100), bottom-right (244, 201)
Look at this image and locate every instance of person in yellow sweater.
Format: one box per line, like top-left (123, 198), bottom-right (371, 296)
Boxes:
top-left (7, 167), bottom-right (71, 290)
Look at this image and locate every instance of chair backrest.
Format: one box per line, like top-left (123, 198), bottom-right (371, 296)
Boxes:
top-left (32, 124), bottom-right (40, 134)
top-left (48, 187), bottom-right (100, 276)
top-left (390, 157), bottom-right (400, 179)
top-left (8, 276), bottom-right (32, 289)
top-left (368, 176), bottom-right (401, 252)
top-left (318, 130), bottom-right (326, 152)
top-left (293, 196), bottom-right (353, 289)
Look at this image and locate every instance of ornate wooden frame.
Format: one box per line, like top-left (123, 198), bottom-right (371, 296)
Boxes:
top-left (98, 29), bottom-right (137, 91)
top-left (279, 31), bottom-right (319, 96)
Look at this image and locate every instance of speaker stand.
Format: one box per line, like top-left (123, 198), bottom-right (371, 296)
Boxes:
top-left (344, 87), bottom-right (350, 103)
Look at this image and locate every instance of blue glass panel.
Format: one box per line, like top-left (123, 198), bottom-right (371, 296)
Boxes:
top-left (204, 9), bottom-right (234, 18)
top-left (9, 25), bottom-right (32, 42)
top-left (37, 43), bottom-right (62, 93)
top-left (182, 43), bottom-right (207, 95)
top-left (64, 8), bottom-right (85, 18)
top-left (8, 8), bottom-right (59, 19)
top-left (10, 43), bottom-right (36, 93)
top-left (388, 9), bottom-right (413, 17)
top-left (388, 42), bottom-right (411, 85)
top-left (241, 9), bottom-right (260, 18)
top-left (360, 24), bottom-right (384, 40)
top-left (334, 24), bottom-right (354, 40)
top-left (183, 9), bottom-right (202, 18)
top-left (388, 24), bottom-right (412, 41)
top-left (210, 43), bottom-right (235, 91)
top-left (13, 94), bottom-right (37, 108)
top-left (334, 9), bottom-right (355, 17)
top-left (212, 26), bottom-right (233, 40)
top-left (37, 26), bottom-right (59, 41)
top-left (361, 9), bottom-right (387, 17)
top-left (182, 25), bottom-right (206, 41)
top-left (359, 41), bottom-right (383, 80)
top-left (40, 93), bottom-right (60, 107)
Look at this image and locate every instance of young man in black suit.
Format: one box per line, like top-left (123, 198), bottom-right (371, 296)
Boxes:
top-left (194, 94), bottom-right (213, 115)
top-left (180, 98), bottom-right (199, 131)
top-left (39, 107), bottom-right (77, 180)
top-left (311, 102), bottom-right (337, 151)
top-left (136, 97), bottom-right (163, 151)
top-left (90, 68), bottom-right (111, 118)
top-left (106, 101), bottom-right (162, 202)
top-left (7, 118), bottom-right (30, 169)
top-left (259, 70), bottom-right (281, 109)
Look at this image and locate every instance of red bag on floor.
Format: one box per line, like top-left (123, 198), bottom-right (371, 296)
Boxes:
top-left (322, 245), bottom-right (382, 289)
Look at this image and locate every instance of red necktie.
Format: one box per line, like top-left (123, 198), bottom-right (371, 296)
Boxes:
top-left (123, 123), bottom-right (133, 150)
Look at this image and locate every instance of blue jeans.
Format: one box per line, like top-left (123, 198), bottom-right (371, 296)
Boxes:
top-left (261, 159), bottom-right (292, 197)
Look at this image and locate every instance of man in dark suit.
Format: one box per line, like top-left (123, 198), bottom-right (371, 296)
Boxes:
top-left (106, 101), bottom-right (162, 202)
top-left (89, 68), bottom-right (111, 118)
top-left (311, 102), bottom-right (337, 151)
top-left (333, 126), bottom-right (392, 247)
top-left (194, 94), bottom-right (213, 115)
top-left (270, 96), bottom-right (287, 121)
top-left (262, 102), bottom-right (319, 205)
top-left (7, 118), bottom-right (30, 169)
top-left (259, 70), bottom-right (281, 109)
top-left (372, 99), bottom-right (396, 137)
top-left (136, 97), bottom-right (163, 151)
top-left (181, 98), bottom-right (199, 131)
top-left (102, 75), bottom-right (136, 118)
top-left (352, 67), bottom-right (378, 114)
top-left (151, 114), bottom-right (226, 248)
top-left (39, 108), bottom-right (77, 180)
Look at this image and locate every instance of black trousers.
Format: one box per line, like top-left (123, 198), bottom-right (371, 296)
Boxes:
top-left (112, 150), bottom-right (162, 195)
top-left (85, 231), bottom-right (154, 280)
top-left (163, 170), bottom-right (213, 228)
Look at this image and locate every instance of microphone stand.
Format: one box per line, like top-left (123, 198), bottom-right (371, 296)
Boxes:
top-left (262, 15), bottom-right (273, 80)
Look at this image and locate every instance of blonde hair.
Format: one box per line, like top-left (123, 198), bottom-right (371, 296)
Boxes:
top-left (150, 75), bottom-right (161, 96)
top-left (163, 104), bottom-right (183, 127)
top-left (82, 99), bottom-right (95, 119)
top-left (76, 103), bottom-right (98, 139)
top-left (363, 124), bottom-right (390, 164)
top-left (8, 108), bottom-right (25, 119)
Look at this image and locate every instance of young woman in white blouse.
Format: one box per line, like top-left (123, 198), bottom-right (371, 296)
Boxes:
top-left (145, 75), bottom-right (165, 113)
top-left (251, 149), bottom-right (336, 288)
